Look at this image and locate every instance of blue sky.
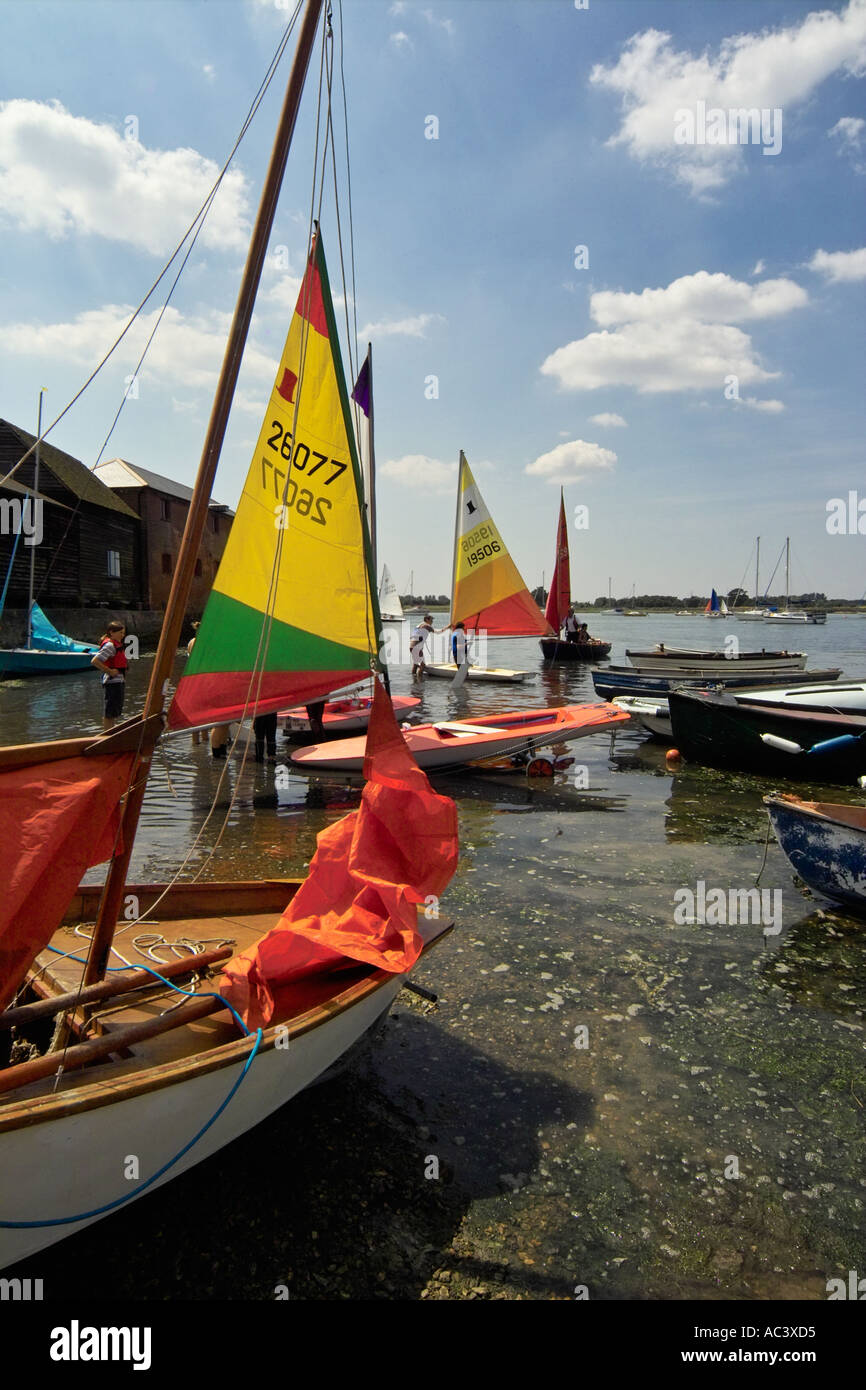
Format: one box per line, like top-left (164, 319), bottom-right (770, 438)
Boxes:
top-left (0, 0), bottom-right (864, 599)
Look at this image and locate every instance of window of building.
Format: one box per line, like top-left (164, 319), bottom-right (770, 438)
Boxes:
top-left (107, 550), bottom-right (121, 579)
top-left (160, 498), bottom-right (171, 521)
top-left (161, 553), bottom-right (172, 574)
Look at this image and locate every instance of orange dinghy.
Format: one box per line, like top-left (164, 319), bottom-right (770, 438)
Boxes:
top-left (282, 692), bottom-right (421, 738)
top-left (290, 702), bottom-right (631, 775)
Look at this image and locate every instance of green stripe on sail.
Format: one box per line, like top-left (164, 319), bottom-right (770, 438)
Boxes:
top-left (185, 589), bottom-right (370, 677)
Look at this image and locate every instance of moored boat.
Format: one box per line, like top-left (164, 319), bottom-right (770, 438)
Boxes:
top-left (539, 490), bottom-right (611, 663)
top-left (626, 646), bottom-right (808, 676)
top-left (591, 665), bottom-right (842, 702)
top-left (764, 794), bottom-right (866, 914)
top-left (422, 664), bottom-right (530, 683)
top-left (290, 702), bottom-right (631, 775)
top-left (667, 689), bottom-right (866, 782)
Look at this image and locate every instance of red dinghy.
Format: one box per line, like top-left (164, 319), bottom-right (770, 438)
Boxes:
top-left (282, 692), bottom-right (420, 738)
top-left (290, 702), bottom-right (631, 775)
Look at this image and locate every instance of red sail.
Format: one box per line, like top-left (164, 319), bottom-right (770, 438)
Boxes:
top-left (0, 752), bottom-right (135, 1011)
top-left (544, 491), bottom-right (571, 633)
top-left (219, 681), bottom-right (458, 1029)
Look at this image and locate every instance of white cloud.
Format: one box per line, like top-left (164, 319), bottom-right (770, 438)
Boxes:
top-left (590, 412), bottom-right (627, 428)
top-left (389, 31), bottom-right (413, 52)
top-left (829, 114), bottom-right (865, 146)
top-left (421, 7), bottom-right (455, 37)
top-left (380, 454), bottom-right (456, 494)
top-left (0, 99), bottom-right (250, 254)
top-left (359, 312), bottom-right (445, 339)
top-left (808, 246), bottom-right (866, 281)
top-left (591, 271), bottom-right (807, 327)
top-left (1, 302), bottom-right (278, 395)
top-left (751, 259), bottom-right (765, 276)
top-left (525, 440), bottom-right (617, 486)
top-left (590, 2), bottom-right (866, 196)
top-left (202, 64), bottom-right (216, 81)
top-left (742, 396), bottom-right (785, 413)
top-left (541, 270), bottom-right (805, 397)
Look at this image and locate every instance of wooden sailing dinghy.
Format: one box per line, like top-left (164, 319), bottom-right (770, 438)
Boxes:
top-left (539, 490), bottom-right (611, 663)
top-left (422, 452), bottom-right (538, 682)
top-left (0, 0), bottom-right (457, 1271)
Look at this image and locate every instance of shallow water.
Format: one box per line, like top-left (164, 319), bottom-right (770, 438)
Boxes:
top-left (3, 615), bottom-right (865, 1299)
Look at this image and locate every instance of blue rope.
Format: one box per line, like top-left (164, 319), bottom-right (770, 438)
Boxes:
top-left (0, 952), bottom-right (262, 1228)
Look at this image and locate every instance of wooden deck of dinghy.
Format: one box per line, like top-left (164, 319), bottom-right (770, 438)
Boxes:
top-left (0, 878), bottom-right (452, 1132)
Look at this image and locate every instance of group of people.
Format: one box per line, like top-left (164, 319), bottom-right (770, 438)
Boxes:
top-left (561, 609), bottom-right (594, 644)
top-left (409, 614), bottom-right (470, 675)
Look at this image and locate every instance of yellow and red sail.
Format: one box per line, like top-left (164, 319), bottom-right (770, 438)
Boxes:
top-left (544, 489), bottom-right (571, 632)
top-left (169, 232), bottom-right (381, 730)
top-left (450, 452), bottom-right (552, 636)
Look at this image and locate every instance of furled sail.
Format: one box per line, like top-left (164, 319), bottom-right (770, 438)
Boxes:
top-left (169, 232), bottom-right (381, 729)
top-left (219, 679), bottom-right (458, 1029)
top-left (450, 452), bottom-right (552, 636)
top-left (544, 489), bottom-right (571, 634)
top-left (28, 603), bottom-right (97, 655)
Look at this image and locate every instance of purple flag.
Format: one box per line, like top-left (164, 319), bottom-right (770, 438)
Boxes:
top-left (351, 354), bottom-right (371, 418)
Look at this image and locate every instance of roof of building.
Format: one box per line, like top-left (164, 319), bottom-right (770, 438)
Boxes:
top-left (94, 459), bottom-right (230, 510)
top-left (0, 421), bottom-right (139, 518)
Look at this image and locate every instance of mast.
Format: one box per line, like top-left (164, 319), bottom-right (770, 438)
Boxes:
top-left (449, 452), bottom-right (464, 627)
top-left (26, 391), bottom-right (44, 648)
top-left (785, 536), bottom-right (790, 610)
top-left (83, 0), bottom-right (325, 988)
top-left (755, 536), bottom-right (760, 606)
top-left (367, 341), bottom-right (376, 579)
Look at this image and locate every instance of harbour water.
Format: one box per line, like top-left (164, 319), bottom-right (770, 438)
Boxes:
top-left (3, 615), bottom-right (866, 1299)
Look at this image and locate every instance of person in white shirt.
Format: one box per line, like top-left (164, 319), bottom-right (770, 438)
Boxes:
top-left (563, 609), bottom-right (581, 642)
top-left (410, 614), bottom-right (436, 674)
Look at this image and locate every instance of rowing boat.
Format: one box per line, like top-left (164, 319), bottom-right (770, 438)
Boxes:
top-left (765, 794), bottom-right (866, 915)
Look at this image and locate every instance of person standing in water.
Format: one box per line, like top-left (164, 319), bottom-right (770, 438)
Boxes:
top-left (451, 620), bottom-right (471, 668)
top-left (91, 620), bottom-right (128, 730)
top-left (410, 613), bottom-right (440, 675)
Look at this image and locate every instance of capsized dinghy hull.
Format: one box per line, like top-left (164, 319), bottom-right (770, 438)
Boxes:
top-left (290, 702), bottom-right (631, 774)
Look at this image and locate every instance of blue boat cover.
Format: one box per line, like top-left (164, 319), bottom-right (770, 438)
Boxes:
top-left (29, 603), bottom-right (97, 654)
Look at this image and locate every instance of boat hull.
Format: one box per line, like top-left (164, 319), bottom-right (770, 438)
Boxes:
top-left (540, 638), bottom-right (611, 662)
top-left (0, 649), bottom-right (97, 677)
top-left (281, 693), bottom-right (421, 737)
top-left (668, 691), bottom-right (866, 783)
top-left (765, 795), bottom-right (866, 914)
top-left (290, 703), bottom-right (631, 774)
top-left (591, 666), bottom-right (842, 701)
top-left (422, 665), bottom-right (530, 683)
top-left (626, 648), bottom-right (807, 676)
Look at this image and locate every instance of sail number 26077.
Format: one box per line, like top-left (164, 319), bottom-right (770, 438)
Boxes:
top-left (263, 418), bottom-right (348, 528)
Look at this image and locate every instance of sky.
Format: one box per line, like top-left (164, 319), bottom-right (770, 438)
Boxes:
top-left (0, 0), bottom-right (864, 601)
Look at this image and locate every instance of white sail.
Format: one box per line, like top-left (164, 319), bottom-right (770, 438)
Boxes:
top-left (378, 564), bottom-right (403, 621)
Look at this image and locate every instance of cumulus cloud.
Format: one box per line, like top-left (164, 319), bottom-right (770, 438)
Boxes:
top-left (540, 270), bottom-right (804, 398)
top-left (525, 440), bottom-right (617, 486)
top-left (1, 303), bottom-right (278, 395)
top-left (380, 454), bottom-right (457, 494)
top-left (359, 312), bottom-right (445, 339)
top-left (590, 1), bottom-right (866, 196)
top-left (0, 99), bottom-right (249, 254)
top-left (590, 412), bottom-right (627, 428)
top-left (808, 246), bottom-right (866, 281)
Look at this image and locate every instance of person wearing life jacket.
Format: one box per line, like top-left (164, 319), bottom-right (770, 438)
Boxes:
top-left (91, 620), bottom-right (129, 730)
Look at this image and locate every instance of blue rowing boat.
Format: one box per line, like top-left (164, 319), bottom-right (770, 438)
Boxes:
top-left (765, 794), bottom-right (866, 915)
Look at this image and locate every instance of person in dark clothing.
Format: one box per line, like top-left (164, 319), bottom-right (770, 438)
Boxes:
top-left (254, 711), bottom-right (278, 762)
top-left (305, 698), bottom-right (327, 740)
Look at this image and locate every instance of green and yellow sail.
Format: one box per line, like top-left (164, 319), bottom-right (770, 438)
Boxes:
top-left (169, 232), bottom-right (381, 729)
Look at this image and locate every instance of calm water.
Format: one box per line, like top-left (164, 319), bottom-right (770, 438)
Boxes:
top-left (3, 615), bottom-right (866, 1299)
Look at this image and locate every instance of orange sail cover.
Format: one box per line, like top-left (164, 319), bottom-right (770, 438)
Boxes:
top-left (219, 681), bottom-right (458, 1029)
top-left (544, 490), bottom-right (571, 633)
top-left (451, 452), bottom-right (552, 637)
top-left (0, 752), bottom-right (134, 1011)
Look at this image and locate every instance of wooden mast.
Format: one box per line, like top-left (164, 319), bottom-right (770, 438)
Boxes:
top-left (83, 0), bottom-right (325, 987)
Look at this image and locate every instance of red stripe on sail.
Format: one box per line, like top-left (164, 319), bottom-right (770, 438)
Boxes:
top-left (169, 669), bottom-right (369, 729)
top-left (465, 589), bottom-right (552, 637)
top-left (295, 254), bottom-right (328, 337)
